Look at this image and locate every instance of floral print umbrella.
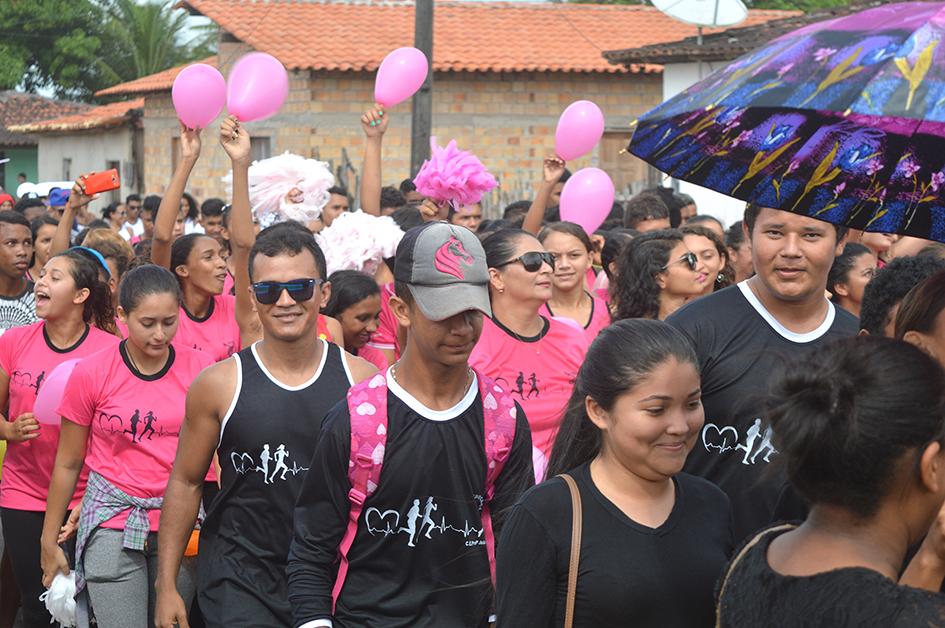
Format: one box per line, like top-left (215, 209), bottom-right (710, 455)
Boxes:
top-left (628, 2), bottom-right (945, 241)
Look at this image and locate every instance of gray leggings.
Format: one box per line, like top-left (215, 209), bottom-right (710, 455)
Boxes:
top-left (83, 528), bottom-right (196, 628)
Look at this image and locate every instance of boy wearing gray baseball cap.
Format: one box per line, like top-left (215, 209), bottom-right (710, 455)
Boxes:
top-left (288, 222), bottom-right (534, 627)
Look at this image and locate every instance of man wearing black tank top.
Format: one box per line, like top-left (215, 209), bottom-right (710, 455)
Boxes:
top-left (287, 222), bottom-right (534, 628)
top-left (154, 123), bottom-right (376, 628)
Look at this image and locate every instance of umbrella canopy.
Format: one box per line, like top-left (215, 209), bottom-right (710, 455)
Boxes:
top-left (628, 1), bottom-right (945, 242)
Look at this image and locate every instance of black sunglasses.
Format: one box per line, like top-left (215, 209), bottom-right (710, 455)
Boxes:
top-left (662, 252), bottom-right (698, 272)
top-left (252, 278), bottom-right (322, 305)
top-left (494, 251), bottom-right (556, 273)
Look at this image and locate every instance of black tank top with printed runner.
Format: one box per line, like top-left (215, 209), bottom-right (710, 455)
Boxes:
top-left (198, 340), bottom-right (353, 626)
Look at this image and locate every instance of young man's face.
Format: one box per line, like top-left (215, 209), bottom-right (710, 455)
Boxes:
top-left (635, 217), bottom-right (670, 233)
top-left (322, 194), bottom-right (350, 228)
top-left (250, 250), bottom-right (324, 343)
top-left (451, 204), bottom-right (483, 233)
top-left (748, 206), bottom-right (843, 303)
top-left (393, 296), bottom-right (484, 367)
top-left (0, 222), bottom-right (32, 280)
top-left (126, 199), bottom-right (142, 221)
top-left (201, 214), bottom-right (224, 237)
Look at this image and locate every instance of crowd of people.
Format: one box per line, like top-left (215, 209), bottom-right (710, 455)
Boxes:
top-left (0, 103), bottom-right (942, 628)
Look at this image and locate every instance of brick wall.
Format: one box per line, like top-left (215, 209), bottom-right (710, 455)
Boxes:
top-left (142, 50), bottom-right (660, 216)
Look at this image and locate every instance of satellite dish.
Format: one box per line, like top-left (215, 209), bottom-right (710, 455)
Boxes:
top-left (652, 0), bottom-right (748, 28)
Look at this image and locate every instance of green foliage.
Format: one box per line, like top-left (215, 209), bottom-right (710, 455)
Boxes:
top-left (95, 0), bottom-right (216, 89)
top-left (0, 0), bottom-right (105, 97)
top-left (0, 0), bottom-right (216, 100)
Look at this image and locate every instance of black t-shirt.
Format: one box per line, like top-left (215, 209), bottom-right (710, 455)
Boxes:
top-left (495, 463), bottom-right (734, 628)
top-left (666, 282), bottom-right (858, 541)
top-left (287, 372), bottom-right (535, 628)
top-left (0, 281), bottom-right (37, 330)
top-left (718, 525), bottom-right (945, 627)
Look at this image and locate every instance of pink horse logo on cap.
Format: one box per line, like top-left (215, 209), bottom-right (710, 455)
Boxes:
top-left (434, 236), bottom-right (474, 280)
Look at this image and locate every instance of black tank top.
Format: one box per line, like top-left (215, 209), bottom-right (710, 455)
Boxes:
top-left (198, 340), bottom-right (353, 626)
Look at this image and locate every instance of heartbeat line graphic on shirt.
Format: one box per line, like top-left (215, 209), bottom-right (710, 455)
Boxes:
top-left (365, 497), bottom-right (485, 548)
top-left (701, 418), bottom-right (777, 465)
top-left (230, 443), bottom-right (309, 484)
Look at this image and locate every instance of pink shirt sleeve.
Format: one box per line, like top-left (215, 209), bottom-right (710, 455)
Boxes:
top-left (0, 327), bottom-right (18, 377)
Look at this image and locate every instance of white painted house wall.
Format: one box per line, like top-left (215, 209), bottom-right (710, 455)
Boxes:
top-left (35, 127), bottom-right (135, 215)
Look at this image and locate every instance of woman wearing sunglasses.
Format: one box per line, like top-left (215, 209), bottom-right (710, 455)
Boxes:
top-left (612, 230), bottom-right (705, 321)
top-left (470, 229), bottom-right (589, 480)
top-left (41, 264), bottom-right (213, 627)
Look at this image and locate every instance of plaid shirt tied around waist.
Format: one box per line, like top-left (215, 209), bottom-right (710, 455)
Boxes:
top-left (74, 471), bottom-right (163, 592)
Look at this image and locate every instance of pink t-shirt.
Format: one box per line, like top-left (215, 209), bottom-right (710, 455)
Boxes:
top-left (57, 343), bottom-right (213, 530)
top-left (542, 295), bottom-right (611, 345)
top-left (469, 315), bottom-right (588, 457)
top-left (357, 344), bottom-right (389, 371)
top-left (174, 294), bottom-right (241, 363)
top-left (367, 282), bottom-right (399, 357)
top-left (0, 322), bottom-right (119, 511)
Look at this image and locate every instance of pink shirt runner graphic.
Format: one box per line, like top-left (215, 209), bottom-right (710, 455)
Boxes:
top-left (469, 316), bottom-right (587, 457)
top-left (0, 322), bottom-right (118, 511)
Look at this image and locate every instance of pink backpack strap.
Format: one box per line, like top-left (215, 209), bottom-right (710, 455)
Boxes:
top-left (332, 372), bottom-right (389, 612)
top-left (476, 371), bottom-right (518, 586)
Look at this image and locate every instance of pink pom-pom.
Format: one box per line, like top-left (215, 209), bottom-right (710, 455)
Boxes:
top-left (412, 138), bottom-right (497, 206)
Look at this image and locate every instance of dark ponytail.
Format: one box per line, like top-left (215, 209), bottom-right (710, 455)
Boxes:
top-left (768, 337), bottom-right (945, 519)
top-left (545, 319), bottom-right (698, 480)
top-left (55, 249), bottom-right (116, 334)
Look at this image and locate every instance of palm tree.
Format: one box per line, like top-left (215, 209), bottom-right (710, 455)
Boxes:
top-left (95, 0), bottom-right (215, 88)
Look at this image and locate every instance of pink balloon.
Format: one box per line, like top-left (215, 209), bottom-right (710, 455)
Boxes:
top-left (172, 64), bottom-right (226, 129)
top-left (375, 47), bottom-right (429, 107)
top-left (555, 100), bottom-right (605, 161)
top-left (227, 53), bottom-right (289, 122)
top-left (559, 168), bottom-right (615, 235)
top-left (33, 359), bottom-right (81, 426)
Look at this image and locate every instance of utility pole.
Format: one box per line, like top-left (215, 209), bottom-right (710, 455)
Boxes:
top-left (411, 0), bottom-right (433, 176)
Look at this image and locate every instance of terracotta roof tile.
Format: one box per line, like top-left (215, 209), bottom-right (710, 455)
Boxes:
top-left (180, 0), bottom-right (792, 73)
top-left (0, 91), bottom-right (90, 146)
top-left (95, 57), bottom-right (216, 97)
top-left (9, 98), bottom-right (145, 134)
top-left (100, 1), bottom-right (793, 96)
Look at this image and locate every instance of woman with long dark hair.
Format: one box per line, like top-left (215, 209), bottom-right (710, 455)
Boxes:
top-left (538, 222), bottom-right (611, 343)
top-left (496, 319), bottom-right (732, 627)
top-left (828, 242), bottom-right (876, 318)
top-left (0, 248), bottom-right (118, 626)
top-left (322, 270), bottom-right (387, 370)
top-left (151, 125), bottom-right (242, 362)
top-left (681, 224), bottom-right (734, 295)
top-left (612, 229), bottom-right (703, 321)
top-left (41, 264), bottom-right (212, 627)
top-left (717, 337), bottom-right (945, 626)
top-left (469, 228), bottom-right (588, 469)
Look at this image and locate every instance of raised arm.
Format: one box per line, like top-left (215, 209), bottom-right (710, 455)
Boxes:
top-left (51, 176), bottom-right (97, 256)
top-left (522, 157), bottom-right (566, 235)
top-left (219, 116), bottom-right (262, 348)
top-left (155, 361), bottom-right (234, 628)
top-left (359, 105), bottom-right (388, 216)
top-left (152, 122), bottom-right (202, 269)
